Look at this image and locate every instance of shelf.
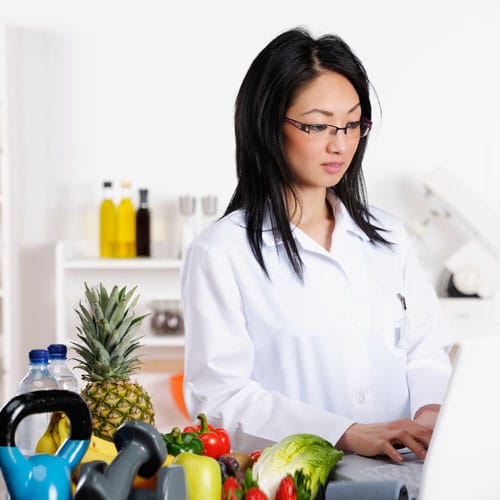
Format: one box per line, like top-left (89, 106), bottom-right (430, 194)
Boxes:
top-left (56, 240), bottom-right (185, 362)
top-left (142, 334), bottom-right (185, 347)
top-left (63, 258), bottom-right (182, 270)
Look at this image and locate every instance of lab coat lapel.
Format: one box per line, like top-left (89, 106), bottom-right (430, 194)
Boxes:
top-left (329, 202), bottom-right (371, 298)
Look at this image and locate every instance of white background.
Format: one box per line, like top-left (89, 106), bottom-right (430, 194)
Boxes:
top-left (1, 0), bottom-right (500, 392)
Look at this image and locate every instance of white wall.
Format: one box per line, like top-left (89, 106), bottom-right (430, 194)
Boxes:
top-left (1, 0), bottom-right (499, 390)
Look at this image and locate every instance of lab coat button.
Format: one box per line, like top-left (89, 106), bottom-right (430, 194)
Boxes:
top-left (355, 392), bottom-right (366, 404)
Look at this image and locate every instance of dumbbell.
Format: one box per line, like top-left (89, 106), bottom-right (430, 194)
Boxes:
top-left (128, 465), bottom-right (187, 500)
top-left (74, 420), bottom-right (166, 500)
top-left (324, 480), bottom-right (409, 500)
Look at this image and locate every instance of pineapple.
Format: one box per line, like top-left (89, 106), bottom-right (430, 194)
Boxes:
top-left (72, 282), bottom-right (155, 440)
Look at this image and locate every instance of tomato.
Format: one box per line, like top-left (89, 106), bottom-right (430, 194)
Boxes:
top-left (248, 450), bottom-right (262, 462)
top-left (245, 487), bottom-right (269, 500)
top-left (275, 476), bottom-right (296, 500)
top-left (222, 476), bottom-right (243, 500)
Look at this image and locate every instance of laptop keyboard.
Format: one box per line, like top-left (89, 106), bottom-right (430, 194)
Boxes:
top-left (348, 460), bottom-right (422, 499)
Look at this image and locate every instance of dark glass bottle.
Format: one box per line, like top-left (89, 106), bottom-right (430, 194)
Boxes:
top-left (136, 188), bottom-right (151, 257)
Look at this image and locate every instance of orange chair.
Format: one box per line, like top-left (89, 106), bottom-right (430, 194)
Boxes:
top-left (169, 372), bottom-right (190, 420)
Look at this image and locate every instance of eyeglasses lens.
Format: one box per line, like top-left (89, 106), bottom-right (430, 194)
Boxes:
top-left (308, 122), bottom-right (370, 141)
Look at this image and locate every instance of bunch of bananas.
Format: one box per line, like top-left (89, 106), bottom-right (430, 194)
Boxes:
top-left (35, 411), bottom-right (175, 491)
top-left (36, 411), bottom-right (118, 463)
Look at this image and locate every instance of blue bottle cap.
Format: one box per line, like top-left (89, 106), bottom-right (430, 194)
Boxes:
top-left (47, 344), bottom-right (68, 359)
top-left (29, 349), bottom-right (49, 363)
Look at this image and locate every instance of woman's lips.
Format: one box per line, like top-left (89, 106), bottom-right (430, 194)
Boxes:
top-left (321, 162), bottom-right (343, 174)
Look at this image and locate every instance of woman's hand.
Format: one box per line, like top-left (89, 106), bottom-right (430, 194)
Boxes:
top-left (414, 404), bottom-right (441, 430)
top-left (336, 419), bottom-right (432, 462)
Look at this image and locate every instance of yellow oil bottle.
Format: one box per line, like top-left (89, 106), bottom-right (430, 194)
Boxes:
top-left (99, 181), bottom-right (116, 258)
top-left (115, 181), bottom-right (136, 258)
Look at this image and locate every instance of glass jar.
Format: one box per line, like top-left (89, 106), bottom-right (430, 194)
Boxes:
top-left (150, 299), bottom-right (184, 335)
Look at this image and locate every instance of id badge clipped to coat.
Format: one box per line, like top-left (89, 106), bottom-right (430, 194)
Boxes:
top-left (395, 293), bottom-right (410, 349)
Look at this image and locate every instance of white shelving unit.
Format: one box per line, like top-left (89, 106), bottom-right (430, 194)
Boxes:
top-left (0, 25), bottom-right (12, 403)
top-left (54, 240), bottom-right (190, 436)
top-left (55, 241), bottom-right (186, 362)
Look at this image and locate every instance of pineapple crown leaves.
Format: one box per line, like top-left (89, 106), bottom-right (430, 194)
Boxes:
top-left (71, 282), bottom-right (149, 382)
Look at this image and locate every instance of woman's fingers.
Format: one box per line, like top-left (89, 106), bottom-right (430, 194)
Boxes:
top-left (337, 419), bottom-right (433, 461)
top-left (388, 428), bottom-right (428, 460)
top-left (382, 440), bottom-right (404, 462)
top-left (388, 421), bottom-right (432, 459)
top-left (414, 404), bottom-right (441, 430)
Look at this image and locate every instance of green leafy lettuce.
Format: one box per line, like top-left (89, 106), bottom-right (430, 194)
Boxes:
top-left (252, 433), bottom-right (343, 498)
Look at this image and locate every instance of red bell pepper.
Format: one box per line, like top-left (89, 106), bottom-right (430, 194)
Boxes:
top-left (183, 412), bottom-right (231, 458)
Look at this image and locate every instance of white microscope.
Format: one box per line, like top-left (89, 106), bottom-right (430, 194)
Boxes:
top-left (413, 166), bottom-right (500, 341)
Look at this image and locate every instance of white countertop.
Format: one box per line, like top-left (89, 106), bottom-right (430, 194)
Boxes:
top-left (438, 297), bottom-right (500, 343)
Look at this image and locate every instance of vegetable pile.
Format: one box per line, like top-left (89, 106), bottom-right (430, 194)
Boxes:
top-left (163, 426), bottom-right (204, 456)
top-left (184, 413), bottom-right (231, 458)
top-left (252, 433), bottom-right (343, 499)
top-left (162, 414), bottom-right (343, 500)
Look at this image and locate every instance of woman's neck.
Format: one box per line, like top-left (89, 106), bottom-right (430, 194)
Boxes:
top-left (288, 187), bottom-right (335, 250)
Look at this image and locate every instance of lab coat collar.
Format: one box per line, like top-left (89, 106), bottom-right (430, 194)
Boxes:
top-left (260, 189), bottom-right (370, 248)
top-left (327, 190), bottom-right (371, 243)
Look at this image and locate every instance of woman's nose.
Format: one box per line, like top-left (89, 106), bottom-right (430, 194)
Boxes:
top-left (326, 131), bottom-right (348, 153)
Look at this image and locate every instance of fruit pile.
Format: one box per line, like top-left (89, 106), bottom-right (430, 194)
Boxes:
top-left (73, 283), bottom-right (155, 441)
top-left (34, 283), bottom-right (343, 499)
top-left (35, 283), bottom-right (171, 491)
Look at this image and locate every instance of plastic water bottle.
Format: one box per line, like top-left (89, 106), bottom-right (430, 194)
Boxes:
top-left (16, 349), bottom-right (59, 456)
top-left (47, 343), bottom-right (79, 392)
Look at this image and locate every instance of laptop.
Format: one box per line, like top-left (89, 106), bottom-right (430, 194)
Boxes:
top-left (330, 334), bottom-right (500, 500)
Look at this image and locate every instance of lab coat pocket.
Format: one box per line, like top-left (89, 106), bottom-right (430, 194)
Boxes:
top-left (380, 296), bottom-right (409, 358)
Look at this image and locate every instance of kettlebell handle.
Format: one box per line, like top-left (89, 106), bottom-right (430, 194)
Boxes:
top-left (0, 389), bottom-right (92, 446)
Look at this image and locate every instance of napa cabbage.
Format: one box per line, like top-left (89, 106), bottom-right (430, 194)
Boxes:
top-left (252, 433), bottom-right (343, 498)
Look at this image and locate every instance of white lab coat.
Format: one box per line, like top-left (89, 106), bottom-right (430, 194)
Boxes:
top-left (181, 193), bottom-right (452, 452)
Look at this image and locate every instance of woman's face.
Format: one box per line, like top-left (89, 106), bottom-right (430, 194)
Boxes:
top-left (283, 71), bottom-right (363, 191)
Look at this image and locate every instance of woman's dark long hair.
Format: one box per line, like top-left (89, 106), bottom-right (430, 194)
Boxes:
top-left (224, 27), bottom-right (390, 279)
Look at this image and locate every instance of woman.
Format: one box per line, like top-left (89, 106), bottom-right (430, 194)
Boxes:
top-left (181, 27), bottom-right (452, 461)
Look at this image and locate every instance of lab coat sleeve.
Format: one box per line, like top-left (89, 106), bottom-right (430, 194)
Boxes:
top-left (403, 233), bottom-right (453, 418)
top-left (181, 239), bottom-right (354, 452)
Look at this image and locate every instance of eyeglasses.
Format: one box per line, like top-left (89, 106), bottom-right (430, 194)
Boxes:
top-left (284, 116), bottom-right (372, 140)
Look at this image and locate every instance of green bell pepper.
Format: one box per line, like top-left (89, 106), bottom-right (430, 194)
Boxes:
top-left (163, 426), bottom-right (204, 456)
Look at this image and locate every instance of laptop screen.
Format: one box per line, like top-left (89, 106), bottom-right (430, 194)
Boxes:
top-left (419, 335), bottom-right (500, 500)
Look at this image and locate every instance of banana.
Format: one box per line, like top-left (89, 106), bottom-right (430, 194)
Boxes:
top-left (79, 434), bottom-right (118, 464)
top-left (79, 446), bottom-right (115, 465)
top-left (72, 433), bottom-right (118, 487)
top-left (55, 412), bottom-right (71, 446)
top-left (35, 411), bottom-right (65, 454)
top-left (73, 435), bottom-right (175, 491)
top-left (35, 428), bottom-right (58, 454)
top-left (37, 409), bottom-right (117, 463)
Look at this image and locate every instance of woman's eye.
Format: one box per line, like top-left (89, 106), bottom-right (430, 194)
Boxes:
top-left (346, 121), bottom-right (361, 130)
top-left (308, 124), bottom-right (328, 133)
